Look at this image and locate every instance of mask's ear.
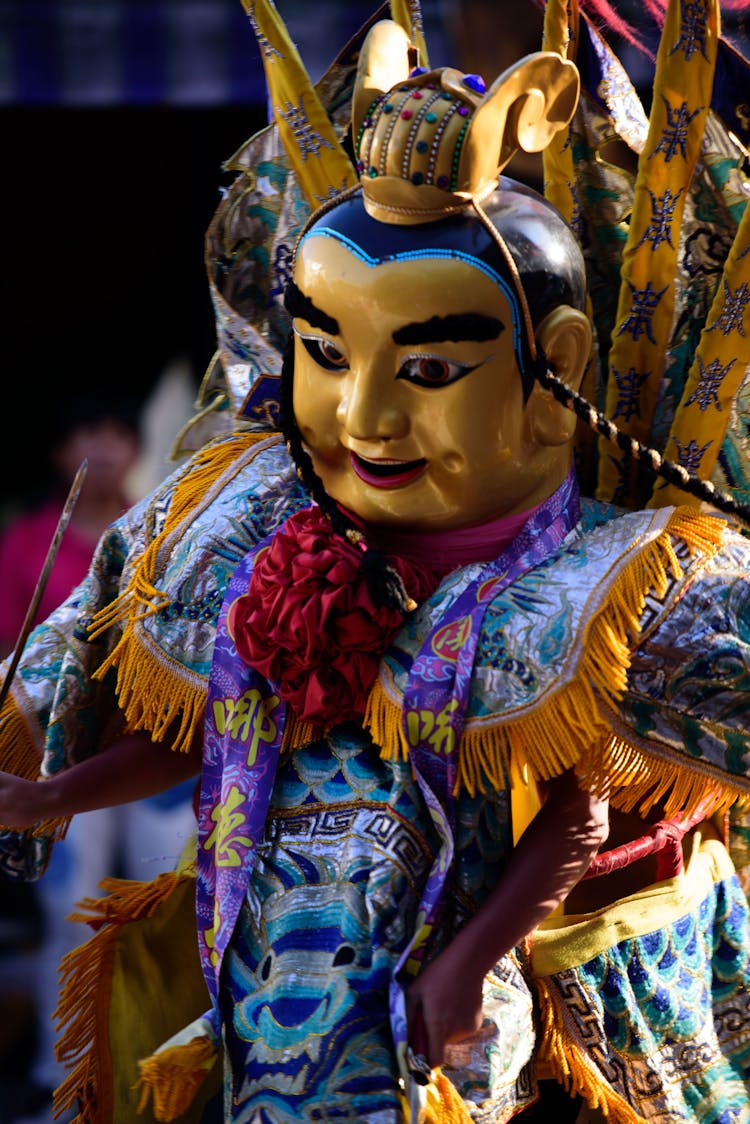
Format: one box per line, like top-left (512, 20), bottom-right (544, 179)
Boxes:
top-left (527, 307), bottom-right (592, 448)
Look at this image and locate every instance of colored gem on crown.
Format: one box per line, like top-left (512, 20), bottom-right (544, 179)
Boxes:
top-left (462, 74), bottom-right (486, 94)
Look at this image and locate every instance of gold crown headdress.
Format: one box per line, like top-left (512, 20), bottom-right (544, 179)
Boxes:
top-left (351, 20), bottom-right (579, 225)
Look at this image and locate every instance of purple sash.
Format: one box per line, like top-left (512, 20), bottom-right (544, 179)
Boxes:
top-left (389, 469), bottom-right (580, 1055)
top-left (196, 541), bottom-right (288, 1032)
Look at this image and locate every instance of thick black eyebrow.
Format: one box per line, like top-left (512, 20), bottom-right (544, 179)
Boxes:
top-left (392, 313), bottom-right (505, 346)
top-left (284, 280), bottom-right (339, 336)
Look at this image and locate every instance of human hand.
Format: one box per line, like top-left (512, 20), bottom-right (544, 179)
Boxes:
top-left (0, 771), bottom-right (50, 829)
top-left (405, 943), bottom-right (485, 1069)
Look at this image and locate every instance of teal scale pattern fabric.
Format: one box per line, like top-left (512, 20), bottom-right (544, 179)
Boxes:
top-left (221, 725), bottom-right (437, 1123)
top-left (220, 724), bottom-right (534, 1123)
top-left (544, 870), bottom-right (750, 1121)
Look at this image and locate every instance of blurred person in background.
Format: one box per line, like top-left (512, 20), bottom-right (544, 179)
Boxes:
top-left (0, 391), bottom-right (142, 657)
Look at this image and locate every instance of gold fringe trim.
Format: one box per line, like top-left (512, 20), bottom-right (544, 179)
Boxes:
top-left (53, 872), bottom-right (183, 1124)
top-left (29, 811), bottom-right (71, 845)
top-left (364, 684), bottom-right (405, 759)
top-left (281, 710), bottom-right (322, 754)
top-left (88, 432), bottom-right (276, 751)
top-left (136, 1036), bottom-right (216, 1123)
top-left (368, 510), bottom-right (735, 819)
top-left (427, 1071), bottom-right (474, 1123)
top-left (533, 975), bottom-right (646, 1123)
top-left (579, 734), bottom-right (748, 820)
top-left (91, 431), bottom-right (274, 638)
top-left (0, 693), bottom-right (41, 779)
top-left (0, 694), bottom-right (70, 841)
top-left (93, 619), bottom-right (207, 752)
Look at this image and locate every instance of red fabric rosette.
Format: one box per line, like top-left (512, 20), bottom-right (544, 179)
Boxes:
top-left (229, 506), bottom-right (439, 724)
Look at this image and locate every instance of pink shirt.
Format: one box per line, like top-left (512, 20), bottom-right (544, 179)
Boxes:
top-left (0, 500), bottom-right (99, 649)
top-left (370, 502), bottom-right (545, 572)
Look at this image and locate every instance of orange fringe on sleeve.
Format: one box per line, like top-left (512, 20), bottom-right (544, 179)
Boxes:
top-left (89, 432), bottom-right (278, 753)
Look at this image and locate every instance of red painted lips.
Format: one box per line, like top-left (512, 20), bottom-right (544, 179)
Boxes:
top-left (349, 452), bottom-right (427, 488)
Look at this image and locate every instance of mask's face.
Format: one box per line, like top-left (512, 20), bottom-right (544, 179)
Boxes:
top-left (292, 234), bottom-right (565, 530)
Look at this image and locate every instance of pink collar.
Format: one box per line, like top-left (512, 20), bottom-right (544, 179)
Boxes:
top-left (345, 503), bottom-right (544, 574)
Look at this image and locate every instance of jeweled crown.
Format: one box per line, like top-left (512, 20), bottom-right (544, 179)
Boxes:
top-left (352, 21), bottom-right (580, 225)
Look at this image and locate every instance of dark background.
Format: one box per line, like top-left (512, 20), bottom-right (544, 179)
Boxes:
top-left (0, 103), bottom-right (264, 463)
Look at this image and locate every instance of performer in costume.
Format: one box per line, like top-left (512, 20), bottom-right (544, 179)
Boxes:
top-left (1, 0), bottom-right (750, 1121)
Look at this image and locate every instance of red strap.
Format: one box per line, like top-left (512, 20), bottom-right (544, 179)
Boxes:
top-left (582, 809), bottom-right (706, 882)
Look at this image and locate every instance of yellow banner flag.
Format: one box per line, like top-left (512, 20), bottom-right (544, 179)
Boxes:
top-left (651, 195), bottom-right (750, 508)
top-left (597, 0), bottom-right (719, 505)
top-left (389, 0), bottom-right (429, 69)
top-left (542, 0), bottom-right (579, 226)
top-left (242, 0), bottom-right (358, 206)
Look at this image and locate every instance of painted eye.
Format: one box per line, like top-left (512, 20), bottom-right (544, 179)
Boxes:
top-left (298, 333), bottom-right (349, 371)
top-left (398, 354), bottom-right (479, 388)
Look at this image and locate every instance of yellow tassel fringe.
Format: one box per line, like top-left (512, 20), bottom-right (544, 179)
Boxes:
top-left (281, 709), bottom-right (322, 753)
top-left (0, 693), bottom-right (41, 779)
top-left (53, 872), bottom-right (183, 1124)
top-left (91, 433), bottom-right (273, 639)
top-left (428, 1071), bottom-right (474, 1123)
top-left (0, 694), bottom-right (70, 841)
top-left (136, 1036), bottom-right (216, 1123)
top-left (88, 432), bottom-right (278, 752)
top-left (533, 975), bottom-right (646, 1123)
top-left (579, 734), bottom-right (746, 820)
top-left (399, 1072), bottom-right (473, 1124)
top-left (368, 510), bottom-right (738, 820)
top-left (93, 623), bottom-right (207, 752)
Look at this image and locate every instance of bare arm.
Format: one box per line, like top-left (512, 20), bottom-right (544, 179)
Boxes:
top-left (0, 730), bottom-right (201, 830)
top-left (406, 769), bottom-right (608, 1067)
